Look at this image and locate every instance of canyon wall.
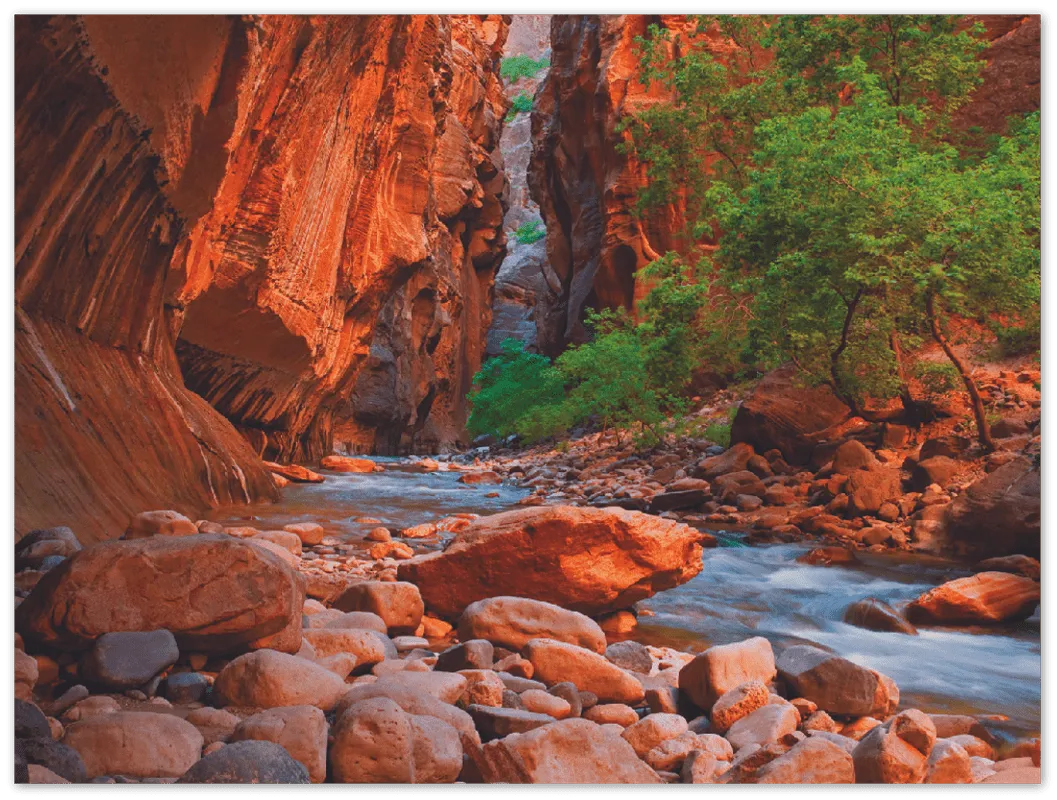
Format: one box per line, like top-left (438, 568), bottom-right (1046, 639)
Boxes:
top-left (528, 14), bottom-right (1041, 355)
top-left (15, 14), bottom-right (509, 540)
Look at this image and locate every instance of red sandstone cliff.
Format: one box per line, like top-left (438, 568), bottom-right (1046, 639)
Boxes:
top-left (15, 14), bottom-right (509, 539)
top-left (528, 14), bottom-right (1041, 355)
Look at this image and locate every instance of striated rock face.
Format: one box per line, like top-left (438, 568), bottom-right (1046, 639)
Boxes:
top-left (172, 16), bottom-right (509, 459)
top-left (16, 15), bottom-right (510, 539)
top-left (15, 16), bottom-right (277, 542)
top-left (527, 15), bottom-right (712, 354)
top-left (955, 16), bottom-right (1040, 136)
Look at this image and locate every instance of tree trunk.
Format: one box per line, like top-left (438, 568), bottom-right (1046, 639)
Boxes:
top-left (925, 291), bottom-right (995, 451)
top-left (889, 329), bottom-right (925, 425)
top-left (830, 288), bottom-right (865, 415)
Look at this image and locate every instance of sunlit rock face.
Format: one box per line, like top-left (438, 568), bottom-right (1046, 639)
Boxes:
top-left (15, 15), bottom-right (509, 538)
top-left (528, 14), bottom-right (1040, 356)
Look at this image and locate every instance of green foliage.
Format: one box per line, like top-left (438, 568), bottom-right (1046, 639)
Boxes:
top-left (914, 361), bottom-right (960, 397)
top-left (505, 92), bottom-right (534, 122)
top-left (500, 55), bottom-right (549, 83)
top-left (466, 339), bottom-right (566, 442)
top-left (512, 220), bottom-right (546, 245)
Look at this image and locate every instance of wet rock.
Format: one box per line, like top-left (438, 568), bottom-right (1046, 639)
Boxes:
top-left (678, 637), bottom-right (777, 711)
top-left (457, 470), bottom-right (503, 485)
top-left (710, 680), bottom-right (770, 734)
top-left (797, 546), bottom-right (857, 566)
top-left (231, 706), bottom-right (327, 783)
top-left (321, 455), bottom-right (382, 473)
top-left (79, 630), bottom-right (179, 690)
top-left (975, 554), bottom-right (1040, 580)
top-left (16, 737), bottom-right (87, 783)
top-left (479, 718), bottom-right (662, 783)
top-left (398, 505), bottom-right (704, 617)
top-left (213, 650), bottom-right (348, 710)
top-left (604, 641), bottom-right (652, 674)
top-left (752, 737), bottom-right (855, 783)
top-left (178, 740), bottom-right (309, 784)
top-left (843, 598), bottom-right (917, 634)
top-left (852, 709), bottom-right (936, 784)
top-left (925, 739), bottom-right (973, 783)
top-left (458, 596), bottom-right (606, 653)
top-left (777, 645), bottom-right (898, 717)
top-left (726, 704), bottom-right (800, 752)
top-left (330, 697), bottom-right (462, 783)
top-left (264, 463), bottom-right (324, 483)
top-left (906, 572), bottom-right (1040, 625)
top-left (523, 639), bottom-right (644, 704)
top-left (436, 639), bottom-right (494, 672)
top-left (123, 510), bottom-right (198, 539)
top-left (16, 535), bottom-right (304, 654)
top-left (63, 712), bottom-right (202, 779)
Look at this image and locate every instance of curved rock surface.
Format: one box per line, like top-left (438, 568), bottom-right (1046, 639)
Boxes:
top-left (906, 572), bottom-right (1040, 625)
top-left (397, 505), bottom-right (705, 617)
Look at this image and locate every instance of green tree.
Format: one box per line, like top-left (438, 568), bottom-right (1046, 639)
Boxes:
top-left (466, 339), bottom-right (566, 441)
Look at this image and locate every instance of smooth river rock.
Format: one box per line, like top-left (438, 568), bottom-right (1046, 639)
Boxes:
top-left (458, 596), bottom-right (607, 653)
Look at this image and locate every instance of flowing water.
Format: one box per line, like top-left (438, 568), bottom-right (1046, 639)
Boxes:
top-left (210, 459), bottom-right (1040, 742)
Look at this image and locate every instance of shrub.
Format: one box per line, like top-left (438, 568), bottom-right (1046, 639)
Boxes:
top-left (466, 339), bottom-right (566, 441)
top-left (914, 361), bottom-right (960, 398)
top-left (500, 55), bottom-right (550, 83)
top-left (512, 220), bottom-right (546, 245)
top-left (505, 92), bottom-right (533, 122)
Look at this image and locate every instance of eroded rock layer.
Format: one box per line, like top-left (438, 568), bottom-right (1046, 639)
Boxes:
top-left (16, 14), bottom-right (509, 538)
top-left (15, 16), bottom-right (277, 543)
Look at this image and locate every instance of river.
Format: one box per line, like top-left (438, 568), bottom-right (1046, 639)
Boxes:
top-left (208, 458), bottom-right (1040, 743)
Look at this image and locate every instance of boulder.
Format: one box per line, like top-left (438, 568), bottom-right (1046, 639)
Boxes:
top-left (263, 462), bottom-right (324, 483)
top-left (845, 467), bottom-right (903, 515)
top-left (458, 669), bottom-right (505, 707)
top-left (478, 718), bottom-right (662, 783)
top-left (16, 648), bottom-right (38, 700)
top-left (975, 554), bottom-right (1040, 580)
top-left (730, 365), bottom-right (852, 465)
top-left (283, 522), bottom-right (325, 546)
top-left (252, 530), bottom-right (303, 556)
top-left (124, 510), bottom-right (198, 539)
top-left (925, 740), bottom-right (973, 783)
top-left (436, 640), bottom-right (494, 672)
top-left (911, 457), bottom-right (960, 491)
top-left (63, 712), bottom-right (203, 779)
top-left (457, 470), bottom-right (503, 485)
top-left (906, 572), bottom-right (1040, 625)
top-left (321, 455), bottom-right (381, 473)
top-left (185, 707), bottom-right (239, 746)
top-left (332, 581), bottom-right (423, 634)
top-left (333, 682), bottom-right (478, 747)
top-left (523, 639), bottom-right (644, 704)
top-left (605, 641), bottom-right (653, 673)
top-left (622, 713), bottom-right (688, 757)
top-left (213, 650), bottom-right (348, 711)
top-left (397, 505), bottom-right (704, 617)
top-left (162, 672), bottom-right (211, 704)
top-left (697, 443), bottom-right (755, 480)
top-left (713, 471), bottom-right (767, 502)
top-left (231, 706), bottom-right (327, 783)
top-left (468, 705), bottom-right (556, 741)
top-left (178, 740), bottom-right (310, 784)
top-left (16, 535), bottom-right (304, 654)
top-left (843, 598), bottom-right (917, 635)
top-left (321, 610), bottom-right (389, 633)
top-left (16, 699), bottom-right (51, 739)
top-left (330, 697), bottom-right (462, 783)
top-left (458, 596), bottom-right (606, 653)
top-left (16, 737), bottom-right (87, 783)
top-left (520, 690), bottom-right (571, 719)
top-left (777, 645), bottom-right (897, 717)
top-left (584, 703), bottom-right (640, 727)
top-left (831, 440), bottom-right (878, 473)
top-left (710, 680), bottom-right (770, 733)
top-left (753, 737), bottom-right (855, 783)
top-left (725, 704), bottom-right (799, 751)
top-left (852, 709), bottom-right (936, 784)
top-left (79, 630), bottom-right (180, 690)
top-left (301, 628), bottom-right (393, 666)
top-left (941, 457), bottom-right (1040, 558)
top-left (678, 637), bottom-right (777, 711)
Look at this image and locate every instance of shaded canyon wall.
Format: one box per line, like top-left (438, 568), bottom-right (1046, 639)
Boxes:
top-left (15, 14), bottom-right (509, 540)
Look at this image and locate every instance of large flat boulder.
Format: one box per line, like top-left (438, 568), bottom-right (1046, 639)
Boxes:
top-left (63, 712), bottom-right (203, 779)
top-left (906, 572), bottom-right (1040, 625)
top-left (730, 365), bottom-right (852, 465)
top-left (16, 534), bottom-right (304, 654)
top-left (941, 457), bottom-right (1040, 558)
top-left (478, 718), bottom-right (662, 783)
top-left (458, 596), bottom-right (606, 654)
top-left (397, 505), bottom-right (704, 617)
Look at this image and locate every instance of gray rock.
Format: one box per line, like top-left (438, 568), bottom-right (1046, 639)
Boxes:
top-left (177, 741), bottom-right (310, 784)
top-left (467, 705), bottom-right (555, 742)
top-left (15, 699), bottom-right (51, 739)
top-left (16, 527), bottom-right (82, 570)
top-left (17, 737), bottom-right (87, 783)
top-left (605, 641), bottom-right (653, 674)
top-left (162, 672), bottom-right (210, 704)
top-left (435, 639), bottom-right (494, 672)
top-left (80, 630), bottom-right (179, 690)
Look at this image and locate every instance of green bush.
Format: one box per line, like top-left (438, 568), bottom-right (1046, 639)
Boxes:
top-left (505, 92), bottom-right (534, 122)
top-left (500, 55), bottom-right (550, 83)
top-left (513, 220), bottom-right (546, 245)
top-left (914, 361), bottom-right (960, 397)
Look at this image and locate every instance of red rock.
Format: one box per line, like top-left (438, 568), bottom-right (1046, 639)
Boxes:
top-left (332, 581), bottom-right (424, 634)
top-left (264, 462), bottom-right (325, 484)
top-left (906, 572), bottom-right (1040, 625)
top-left (123, 510), bottom-right (199, 539)
top-left (459, 596), bottom-right (606, 654)
top-left (843, 598), bottom-right (917, 635)
top-left (678, 637), bottom-right (777, 711)
top-left (975, 554), bottom-right (1040, 580)
top-left (16, 534), bottom-right (304, 654)
top-left (940, 457), bottom-right (1040, 558)
top-left (752, 737), bottom-right (855, 783)
top-left (457, 471), bottom-right (503, 485)
top-left (776, 645), bottom-right (898, 718)
top-left (852, 709), bottom-right (936, 784)
top-left (797, 547), bottom-right (858, 567)
top-left (523, 639), bottom-right (644, 704)
top-left (398, 505), bottom-right (703, 617)
top-left (214, 650), bottom-right (349, 711)
top-left (320, 456), bottom-right (381, 473)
